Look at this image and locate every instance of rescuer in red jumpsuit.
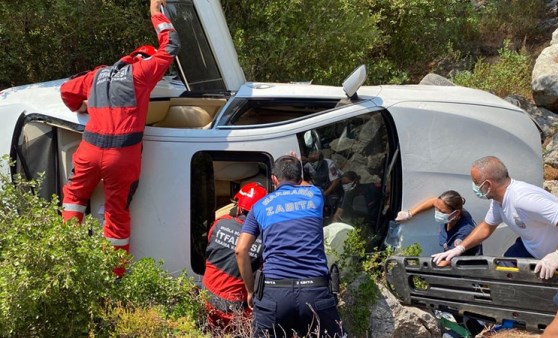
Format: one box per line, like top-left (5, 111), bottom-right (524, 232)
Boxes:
top-left (202, 182), bottom-right (267, 330)
top-left (59, 0), bottom-right (180, 276)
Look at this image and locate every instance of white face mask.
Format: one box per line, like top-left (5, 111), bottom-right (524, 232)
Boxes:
top-left (342, 182), bottom-right (355, 192)
top-left (434, 210), bottom-right (456, 224)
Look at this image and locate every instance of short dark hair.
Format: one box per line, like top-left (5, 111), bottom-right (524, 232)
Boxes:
top-left (272, 155), bottom-right (302, 183)
top-left (438, 190), bottom-right (465, 211)
top-left (341, 171), bottom-right (360, 182)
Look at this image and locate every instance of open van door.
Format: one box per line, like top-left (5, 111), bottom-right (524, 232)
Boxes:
top-left (0, 105), bottom-right (26, 175)
top-left (164, 0), bottom-right (245, 92)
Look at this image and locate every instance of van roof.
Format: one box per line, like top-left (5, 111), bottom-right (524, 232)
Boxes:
top-left (236, 82), bottom-right (522, 113)
top-left (0, 79), bottom-right (523, 124)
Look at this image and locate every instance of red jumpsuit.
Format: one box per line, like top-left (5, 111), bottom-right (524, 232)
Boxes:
top-left (59, 13), bottom-right (180, 268)
top-left (203, 215), bottom-right (263, 329)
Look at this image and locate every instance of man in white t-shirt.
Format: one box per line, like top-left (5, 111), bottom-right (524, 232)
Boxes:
top-left (432, 156), bottom-right (558, 279)
top-left (304, 150), bottom-right (342, 221)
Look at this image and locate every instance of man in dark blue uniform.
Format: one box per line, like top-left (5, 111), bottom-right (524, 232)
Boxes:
top-left (235, 155), bottom-right (345, 338)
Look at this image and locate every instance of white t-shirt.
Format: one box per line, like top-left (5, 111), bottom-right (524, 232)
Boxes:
top-left (305, 159), bottom-right (341, 182)
top-left (485, 179), bottom-right (558, 258)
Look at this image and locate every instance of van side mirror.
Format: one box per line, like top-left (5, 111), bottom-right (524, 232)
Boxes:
top-left (342, 65), bottom-right (367, 100)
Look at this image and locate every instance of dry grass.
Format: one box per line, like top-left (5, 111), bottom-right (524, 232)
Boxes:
top-left (205, 303), bottom-right (346, 338)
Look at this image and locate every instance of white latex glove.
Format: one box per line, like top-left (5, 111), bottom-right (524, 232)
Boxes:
top-left (432, 245), bottom-right (465, 265)
top-left (395, 210), bottom-right (412, 222)
top-left (535, 250), bottom-right (558, 279)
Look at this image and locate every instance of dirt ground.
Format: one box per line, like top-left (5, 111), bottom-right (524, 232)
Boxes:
top-left (477, 328), bottom-right (541, 337)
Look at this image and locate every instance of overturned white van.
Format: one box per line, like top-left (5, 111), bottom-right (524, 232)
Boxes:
top-left (0, 0), bottom-right (543, 279)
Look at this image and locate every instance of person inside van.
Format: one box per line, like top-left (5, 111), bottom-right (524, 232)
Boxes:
top-left (332, 171), bottom-right (382, 249)
top-left (304, 149), bottom-right (342, 222)
top-left (203, 182), bottom-right (267, 330)
top-left (396, 190), bottom-right (483, 264)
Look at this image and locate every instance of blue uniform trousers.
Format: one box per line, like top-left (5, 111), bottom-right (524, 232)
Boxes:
top-left (252, 285), bottom-right (345, 338)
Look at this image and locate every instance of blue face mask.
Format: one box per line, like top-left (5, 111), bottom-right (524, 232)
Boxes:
top-left (472, 180), bottom-right (489, 199)
top-left (434, 210), bottom-right (455, 224)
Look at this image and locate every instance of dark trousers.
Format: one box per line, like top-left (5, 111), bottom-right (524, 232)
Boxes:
top-left (503, 237), bottom-right (534, 258)
top-left (252, 285), bottom-right (345, 338)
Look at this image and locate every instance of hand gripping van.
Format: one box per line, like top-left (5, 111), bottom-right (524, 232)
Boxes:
top-left (0, 0), bottom-right (543, 279)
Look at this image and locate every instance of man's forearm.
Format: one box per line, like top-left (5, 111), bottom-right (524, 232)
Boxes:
top-left (332, 208), bottom-right (343, 222)
top-left (236, 252), bottom-right (254, 293)
top-left (150, 0), bottom-right (164, 15)
top-left (235, 233), bottom-right (257, 293)
top-left (324, 179), bottom-right (339, 197)
top-left (461, 221), bottom-right (496, 251)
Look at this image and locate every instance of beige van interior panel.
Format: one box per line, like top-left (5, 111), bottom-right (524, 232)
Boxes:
top-left (146, 101), bottom-right (171, 125)
top-left (57, 128), bottom-right (82, 186)
top-left (149, 97), bottom-right (227, 128)
top-left (169, 97), bottom-right (227, 117)
top-left (154, 106), bottom-right (213, 128)
top-left (213, 161), bottom-right (260, 181)
top-left (212, 161), bottom-right (269, 214)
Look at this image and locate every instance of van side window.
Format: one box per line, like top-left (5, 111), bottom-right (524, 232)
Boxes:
top-left (218, 98), bottom-right (340, 126)
top-left (190, 151), bottom-right (272, 275)
top-left (297, 112), bottom-right (388, 250)
top-left (164, 0), bottom-right (226, 91)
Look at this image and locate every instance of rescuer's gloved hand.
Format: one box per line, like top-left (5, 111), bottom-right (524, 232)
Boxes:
top-left (535, 250), bottom-right (558, 280)
top-left (395, 210), bottom-right (412, 222)
top-left (432, 245), bottom-right (465, 265)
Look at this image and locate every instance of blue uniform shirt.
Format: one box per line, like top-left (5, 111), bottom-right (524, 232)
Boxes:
top-left (439, 209), bottom-right (482, 256)
top-left (242, 183), bottom-right (329, 279)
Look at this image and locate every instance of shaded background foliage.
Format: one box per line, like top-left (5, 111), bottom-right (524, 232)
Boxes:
top-left (222, 0), bottom-right (385, 84)
top-left (0, 0), bottom-right (153, 89)
top-left (0, 0), bottom-right (548, 91)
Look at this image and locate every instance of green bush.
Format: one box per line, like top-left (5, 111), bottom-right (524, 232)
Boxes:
top-left (115, 258), bottom-right (207, 323)
top-left (336, 227), bottom-right (423, 336)
top-left (222, 0), bottom-right (483, 85)
top-left (100, 259), bottom-right (207, 337)
top-left (0, 170), bottom-right (207, 337)
top-left (475, 0), bottom-right (545, 45)
top-left (222, 0), bottom-right (385, 85)
top-left (369, 0), bottom-right (478, 81)
top-left (0, 174), bottom-right (121, 337)
top-left (453, 40), bottom-right (534, 98)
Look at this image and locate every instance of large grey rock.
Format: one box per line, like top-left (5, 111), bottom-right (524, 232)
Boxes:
top-left (505, 94), bottom-right (558, 138)
top-left (323, 222), bottom-right (355, 274)
top-left (532, 44), bottom-right (558, 111)
top-left (540, 18), bottom-right (558, 36)
top-left (545, 133), bottom-right (558, 167)
top-left (553, 26), bottom-right (558, 45)
top-left (341, 276), bottom-right (440, 338)
top-left (544, 180), bottom-right (558, 195)
top-left (548, 0), bottom-right (558, 19)
top-left (419, 73), bottom-right (455, 86)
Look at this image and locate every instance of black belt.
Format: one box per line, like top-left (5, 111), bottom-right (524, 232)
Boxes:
top-left (264, 276), bottom-right (329, 288)
top-left (205, 289), bottom-right (246, 313)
